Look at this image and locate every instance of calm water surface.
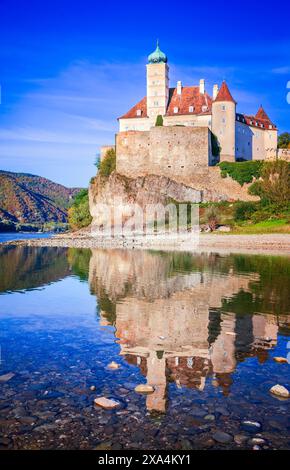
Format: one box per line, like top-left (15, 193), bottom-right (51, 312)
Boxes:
top-left (0, 232), bottom-right (53, 243)
top-left (0, 246), bottom-right (289, 450)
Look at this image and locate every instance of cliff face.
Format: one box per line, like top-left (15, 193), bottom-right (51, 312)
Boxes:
top-left (89, 170), bottom-right (257, 226)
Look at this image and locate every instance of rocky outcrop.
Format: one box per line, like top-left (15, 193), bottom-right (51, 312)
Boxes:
top-left (89, 170), bottom-right (257, 227)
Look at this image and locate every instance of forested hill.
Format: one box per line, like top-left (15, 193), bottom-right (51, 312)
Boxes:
top-left (0, 170), bottom-right (81, 228)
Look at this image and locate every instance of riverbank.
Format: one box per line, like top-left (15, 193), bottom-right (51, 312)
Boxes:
top-left (1, 232), bottom-right (290, 255)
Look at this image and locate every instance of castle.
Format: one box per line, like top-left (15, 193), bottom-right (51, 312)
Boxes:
top-left (101, 42), bottom-right (279, 187)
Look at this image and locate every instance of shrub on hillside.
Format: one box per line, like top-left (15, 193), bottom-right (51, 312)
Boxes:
top-left (219, 161), bottom-right (263, 185)
top-left (98, 148), bottom-right (116, 177)
top-left (249, 160), bottom-right (290, 207)
top-left (234, 201), bottom-right (258, 222)
top-left (68, 189), bottom-right (92, 230)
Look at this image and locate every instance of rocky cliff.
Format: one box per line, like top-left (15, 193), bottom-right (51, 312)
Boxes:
top-left (89, 169), bottom-right (257, 226)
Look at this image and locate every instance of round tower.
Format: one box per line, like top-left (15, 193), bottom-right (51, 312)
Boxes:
top-left (211, 81), bottom-right (236, 162)
top-left (146, 41), bottom-right (169, 124)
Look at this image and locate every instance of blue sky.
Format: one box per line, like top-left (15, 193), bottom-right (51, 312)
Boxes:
top-left (0, 0), bottom-right (289, 187)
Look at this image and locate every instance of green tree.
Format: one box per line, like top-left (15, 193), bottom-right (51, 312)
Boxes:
top-left (68, 189), bottom-right (92, 230)
top-left (155, 115), bottom-right (163, 126)
top-left (249, 160), bottom-right (290, 207)
top-left (98, 148), bottom-right (116, 176)
top-left (278, 132), bottom-right (290, 149)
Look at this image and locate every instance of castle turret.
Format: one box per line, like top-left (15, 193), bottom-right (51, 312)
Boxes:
top-left (146, 41), bottom-right (169, 123)
top-left (211, 81), bottom-right (236, 162)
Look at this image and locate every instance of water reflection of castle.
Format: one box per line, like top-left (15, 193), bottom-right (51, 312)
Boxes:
top-left (89, 249), bottom-right (286, 412)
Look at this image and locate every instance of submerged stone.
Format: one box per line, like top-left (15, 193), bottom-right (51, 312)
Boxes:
top-left (94, 397), bottom-right (120, 409)
top-left (234, 434), bottom-right (248, 445)
top-left (0, 373), bottom-right (15, 383)
top-left (241, 421), bottom-right (262, 433)
top-left (134, 384), bottom-right (155, 394)
top-left (212, 431), bottom-right (233, 444)
top-left (107, 362), bottom-right (120, 370)
top-left (273, 357), bottom-right (288, 364)
top-left (270, 384), bottom-right (290, 398)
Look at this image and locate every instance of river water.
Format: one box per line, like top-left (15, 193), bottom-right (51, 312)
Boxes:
top-left (0, 245), bottom-right (289, 450)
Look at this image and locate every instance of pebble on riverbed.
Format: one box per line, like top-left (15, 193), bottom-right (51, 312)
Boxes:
top-left (134, 384), bottom-right (155, 394)
top-left (94, 397), bottom-right (120, 409)
top-left (0, 373), bottom-right (15, 383)
top-left (270, 384), bottom-right (290, 398)
top-left (241, 421), bottom-right (262, 433)
top-left (212, 431), bottom-right (233, 444)
top-left (107, 362), bottom-right (120, 370)
top-left (273, 357), bottom-right (288, 364)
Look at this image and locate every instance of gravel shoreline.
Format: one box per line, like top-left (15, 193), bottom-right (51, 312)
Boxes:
top-left (1, 233), bottom-right (290, 255)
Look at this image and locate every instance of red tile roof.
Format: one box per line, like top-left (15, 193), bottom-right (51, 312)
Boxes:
top-left (236, 112), bottom-right (277, 130)
top-left (119, 96), bottom-right (147, 119)
top-left (214, 81), bottom-right (236, 104)
top-left (166, 86), bottom-right (212, 116)
top-left (255, 105), bottom-right (271, 122)
top-left (119, 86), bottom-right (212, 119)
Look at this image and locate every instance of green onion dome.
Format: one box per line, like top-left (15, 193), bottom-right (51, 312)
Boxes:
top-left (148, 40), bottom-right (167, 64)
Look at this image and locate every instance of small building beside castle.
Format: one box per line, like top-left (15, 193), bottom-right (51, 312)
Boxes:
top-left (102, 42), bottom-right (279, 184)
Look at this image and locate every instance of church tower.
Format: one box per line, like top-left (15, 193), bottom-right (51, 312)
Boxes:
top-left (212, 81), bottom-right (236, 162)
top-left (146, 41), bottom-right (169, 124)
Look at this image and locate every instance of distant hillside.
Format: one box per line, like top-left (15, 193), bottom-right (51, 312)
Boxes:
top-left (0, 170), bottom-right (82, 228)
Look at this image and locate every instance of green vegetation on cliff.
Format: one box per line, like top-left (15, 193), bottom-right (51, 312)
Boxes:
top-left (68, 189), bottom-right (92, 230)
top-left (201, 160), bottom-right (290, 232)
top-left (97, 148), bottom-right (116, 177)
top-left (218, 161), bottom-right (263, 185)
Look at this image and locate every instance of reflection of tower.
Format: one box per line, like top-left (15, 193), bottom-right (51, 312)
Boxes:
top-left (145, 351), bottom-right (166, 413)
top-left (89, 249), bottom-right (282, 413)
top-left (116, 296), bottom-right (211, 412)
top-left (211, 313), bottom-right (237, 374)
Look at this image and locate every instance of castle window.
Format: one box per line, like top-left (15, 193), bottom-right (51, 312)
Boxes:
top-left (174, 107), bottom-right (179, 113)
top-left (222, 118), bottom-right (226, 124)
top-left (202, 105), bottom-right (208, 112)
top-left (222, 105), bottom-right (226, 111)
top-left (136, 109), bottom-right (141, 116)
top-left (189, 106), bottom-right (194, 113)
top-left (154, 101), bottom-right (159, 106)
top-left (269, 125), bottom-right (273, 129)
